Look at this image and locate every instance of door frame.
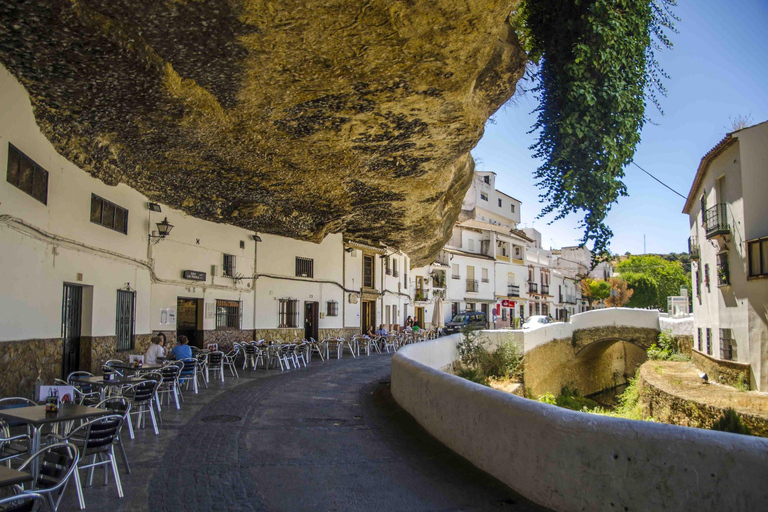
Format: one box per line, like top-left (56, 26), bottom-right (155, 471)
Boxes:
top-left (304, 301), bottom-right (319, 341)
top-left (61, 283), bottom-right (83, 379)
top-left (176, 297), bottom-right (202, 348)
top-left (362, 300), bottom-right (376, 333)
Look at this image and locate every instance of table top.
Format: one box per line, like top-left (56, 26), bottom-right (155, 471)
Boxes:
top-left (0, 465), bottom-right (33, 488)
top-left (70, 376), bottom-right (145, 387)
top-left (109, 362), bottom-right (163, 371)
top-left (0, 403), bottom-right (108, 426)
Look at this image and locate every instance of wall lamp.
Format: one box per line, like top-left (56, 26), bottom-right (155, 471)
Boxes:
top-left (345, 247), bottom-right (354, 253)
top-left (252, 234), bottom-right (262, 242)
top-left (149, 217), bottom-right (174, 245)
top-left (147, 202), bottom-right (162, 212)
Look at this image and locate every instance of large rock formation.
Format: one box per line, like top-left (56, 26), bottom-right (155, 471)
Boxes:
top-left (0, 0), bottom-right (526, 265)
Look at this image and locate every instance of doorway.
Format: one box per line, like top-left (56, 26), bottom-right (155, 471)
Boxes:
top-left (415, 306), bottom-right (425, 328)
top-left (362, 300), bottom-right (376, 334)
top-left (304, 301), bottom-right (319, 341)
top-left (177, 298), bottom-right (201, 348)
top-left (481, 303), bottom-right (489, 322)
top-left (61, 283), bottom-right (83, 378)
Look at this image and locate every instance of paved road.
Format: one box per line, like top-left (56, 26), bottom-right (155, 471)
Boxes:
top-left (60, 354), bottom-right (549, 512)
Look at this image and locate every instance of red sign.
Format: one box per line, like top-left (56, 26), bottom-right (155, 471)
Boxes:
top-left (501, 300), bottom-right (515, 308)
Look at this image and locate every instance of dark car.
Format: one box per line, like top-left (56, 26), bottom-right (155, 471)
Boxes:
top-left (443, 311), bottom-right (489, 334)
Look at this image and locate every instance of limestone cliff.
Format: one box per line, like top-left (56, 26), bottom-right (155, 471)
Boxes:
top-left (0, 0), bottom-right (527, 265)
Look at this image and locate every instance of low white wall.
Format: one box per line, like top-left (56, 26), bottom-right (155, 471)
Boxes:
top-left (659, 315), bottom-right (694, 336)
top-left (570, 307), bottom-right (660, 330)
top-left (392, 335), bottom-right (768, 512)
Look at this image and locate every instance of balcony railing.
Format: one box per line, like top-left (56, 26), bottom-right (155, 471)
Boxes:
top-left (481, 278), bottom-right (489, 283)
top-left (541, 284), bottom-right (550, 295)
top-left (508, 285), bottom-right (520, 297)
top-left (704, 204), bottom-right (730, 239)
top-left (528, 281), bottom-right (538, 293)
top-left (393, 270), bottom-right (399, 278)
top-left (466, 279), bottom-right (479, 293)
top-left (415, 289), bottom-right (429, 302)
top-left (452, 274), bottom-right (460, 280)
top-left (386, 267), bottom-right (392, 276)
top-left (688, 236), bottom-right (700, 260)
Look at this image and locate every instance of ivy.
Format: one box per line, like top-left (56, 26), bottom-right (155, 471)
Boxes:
top-left (520, 0), bottom-right (677, 256)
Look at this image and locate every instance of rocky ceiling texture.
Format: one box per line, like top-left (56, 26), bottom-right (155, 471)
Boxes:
top-left (0, 0), bottom-right (527, 265)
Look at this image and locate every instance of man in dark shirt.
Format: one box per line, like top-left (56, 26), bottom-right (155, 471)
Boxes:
top-left (172, 335), bottom-right (193, 360)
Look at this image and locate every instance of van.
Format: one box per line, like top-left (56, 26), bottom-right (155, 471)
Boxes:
top-left (443, 311), bottom-right (488, 334)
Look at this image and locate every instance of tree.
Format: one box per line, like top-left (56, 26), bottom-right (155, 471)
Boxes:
top-left (604, 277), bottom-right (634, 307)
top-left (616, 255), bottom-right (687, 310)
top-left (622, 272), bottom-right (658, 309)
top-left (517, 0), bottom-right (678, 256)
top-left (580, 278), bottom-right (610, 309)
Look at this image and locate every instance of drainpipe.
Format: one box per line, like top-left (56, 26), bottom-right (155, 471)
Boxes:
top-left (252, 235), bottom-right (258, 341)
top-left (342, 248), bottom-right (346, 336)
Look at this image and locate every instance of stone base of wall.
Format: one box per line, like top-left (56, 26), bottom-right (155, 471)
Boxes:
top-left (81, 335), bottom-right (154, 374)
top-left (202, 330), bottom-right (253, 352)
top-left (675, 335), bottom-right (693, 357)
top-left (0, 338), bottom-right (62, 398)
top-left (691, 349), bottom-right (750, 389)
top-left (639, 361), bottom-right (767, 437)
top-left (253, 328), bottom-right (361, 344)
top-left (572, 326), bottom-right (659, 352)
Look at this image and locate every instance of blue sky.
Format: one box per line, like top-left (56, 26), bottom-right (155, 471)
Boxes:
top-left (472, 0), bottom-right (768, 255)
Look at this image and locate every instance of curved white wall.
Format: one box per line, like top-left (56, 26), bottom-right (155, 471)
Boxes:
top-left (392, 334), bottom-right (768, 512)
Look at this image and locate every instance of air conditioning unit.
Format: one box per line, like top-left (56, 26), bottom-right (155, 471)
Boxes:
top-left (211, 264), bottom-right (218, 276)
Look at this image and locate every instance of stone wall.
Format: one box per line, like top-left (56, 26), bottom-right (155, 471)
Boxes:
top-left (572, 326), bottom-right (659, 352)
top-left (253, 327), bottom-right (361, 344)
top-left (81, 335), bottom-right (154, 374)
top-left (690, 349), bottom-right (751, 388)
top-left (202, 329), bottom-right (253, 352)
top-left (0, 338), bottom-right (61, 398)
top-left (639, 362), bottom-right (767, 437)
top-left (675, 334), bottom-right (693, 357)
top-left (524, 337), bottom-right (647, 397)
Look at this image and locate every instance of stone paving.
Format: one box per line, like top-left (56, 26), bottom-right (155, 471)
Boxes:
top-left (59, 353), bottom-right (549, 512)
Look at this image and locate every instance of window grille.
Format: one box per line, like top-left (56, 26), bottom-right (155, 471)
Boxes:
top-left (720, 329), bottom-right (736, 361)
top-left (216, 300), bottom-right (242, 330)
top-left (706, 328), bottom-right (712, 355)
top-left (697, 328), bottom-right (702, 351)
top-left (363, 255), bottom-right (374, 288)
top-left (295, 257), bottom-right (314, 278)
top-left (116, 290), bottom-right (135, 351)
top-left (90, 194), bottom-right (128, 234)
top-left (6, 143), bottom-right (48, 205)
top-left (480, 193), bottom-right (488, 201)
top-left (704, 264), bottom-right (710, 291)
top-left (716, 252), bottom-right (729, 286)
top-left (279, 299), bottom-right (300, 328)
top-left (223, 254), bottom-right (236, 277)
top-left (326, 301), bottom-right (338, 317)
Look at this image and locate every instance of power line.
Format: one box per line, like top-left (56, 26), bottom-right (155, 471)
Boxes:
top-left (630, 161), bottom-right (687, 200)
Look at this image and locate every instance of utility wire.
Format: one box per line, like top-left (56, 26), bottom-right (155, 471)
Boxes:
top-left (630, 161), bottom-right (687, 200)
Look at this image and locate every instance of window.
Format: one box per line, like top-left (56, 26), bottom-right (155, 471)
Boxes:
top-left (468, 239), bottom-right (475, 251)
top-left (223, 254), bottom-right (236, 277)
top-left (511, 204), bottom-right (515, 213)
top-left (466, 303), bottom-right (476, 312)
top-left (363, 255), bottom-right (375, 288)
top-left (717, 252), bottom-right (729, 286)
top-left (720, 329), bottom-right (736, 361)
top-left (278, 299), bottom-right (299, 328)
top-left (498, 198), bottom-right (502, 207)
top-left (747, 237), bottom-right (768, 278)
top-left (385, 257), bottom-right (392, 275)
top-left (695, 268), bottom-right (700, 299)
top-left (483, 175), bottom-right (490, 184)
top-left (115, 290), bottom-right (135, 351)
top-left (697, 328), bottom-right (702, 351)
top-left (480, 193), bottom-right (488, 201)
top-left (704, 264), bottom-right (710, 291)
top-left (392, 258), bottom-right (399, 277)
top-left (706, 328), bottom-right (712, 355)
top-left (326, 301), bottom-right (338, 316)
top-left (451, 263), bottom-right (460, 279)
top-left (90, 194), bottom-right (128, 234)
top-left (6, 143), bottom-right (48, 205)
top-left (216, 300), bottom-right (242, 330)
top-left (481, 268), bottom-right (489, 282)
top-left (295, 257), bottom-right (314, 278)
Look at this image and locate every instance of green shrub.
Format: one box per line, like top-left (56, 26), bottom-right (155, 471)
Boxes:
top-left (647, 330), bottom-right (687, 361)
top-left (613, 374), bottom-right (645, 420)
top-left (711, 408), bottom-right (751, 436)
top-left (481, 341), bottom-right (524, 380)
top-left (555, 386), bottom-right (599, 411)
top-left (455, 365), bottom-right (489, 387)
top-left (457, 326), bottom-right (488, 367)
top-left (734, 373), bottom-right (749, 392)
top-left (537, 392), bottom-right (556, 405)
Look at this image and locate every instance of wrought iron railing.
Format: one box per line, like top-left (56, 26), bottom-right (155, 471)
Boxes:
top-left (688, 236), bottom-right (700, 260)
top-left (528, 282), bottom-right (538, 293)
top-left (466, 279), bottom-right (479, 292)
top-left (508, 285), bottom-right (520, 297)
top-left (704, 204), bottom-right (729, 238)
top-left (541, 284), bottom-right (550, 295)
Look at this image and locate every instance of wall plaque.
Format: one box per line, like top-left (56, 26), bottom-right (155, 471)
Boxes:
top-left (183, 270), bottom-right (207, 281)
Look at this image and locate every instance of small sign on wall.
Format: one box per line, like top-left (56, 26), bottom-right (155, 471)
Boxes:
top-left (205, 302), bottom-right (215, 319)
top-left (160, 308), bottom-right (177, 325)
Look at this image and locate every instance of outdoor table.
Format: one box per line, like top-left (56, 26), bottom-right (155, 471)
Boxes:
top-left (0, 466), bottom-right (33, 489)
top-left (108, 362), bottom-right (164, 374)
top-left (69, 376), bottom-right (146, 400)
top-left (0, 404), bottom-right (107, 478)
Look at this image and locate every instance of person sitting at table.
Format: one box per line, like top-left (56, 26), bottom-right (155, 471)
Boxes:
top-left (144, 336), bottom-right (165, 365)
top-left (375, 324), bottom-right (387, 337)
top-left (171, 335), bottom-right (193, 360)
top-left (413, 323), bottom-right (420, 333)
top-left (366, 326), bottom-right (375, 337)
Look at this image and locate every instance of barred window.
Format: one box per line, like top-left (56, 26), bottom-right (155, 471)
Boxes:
top-left (720, 328), bottom-right (736, 361)
top-left (326, 300), bottom-right (338, 317)
top-left (704, 264), bottom-right (710, 292)
top-left (279, 299), bottom-right (300, 328)
top-left (717, 252), bottom-right (729, 286)
top-left (90, 194), bottom-right (128, 234)
top-left (116, 290), bottom-right (135, 351)
top-left (363, 255), bottom-right (374, 288)
top-left (6, 143), bottom-right (48, 205)
top-left (296, 257), bottom-right (314, 278)
top-left (223, 254), bottom-right (236, 278)
top-left (697, 328), bottom-right (702, 351)
top-left (706, 328), bottom-right (712, 355)
top-left (215, 300), bottom-right (242, 330)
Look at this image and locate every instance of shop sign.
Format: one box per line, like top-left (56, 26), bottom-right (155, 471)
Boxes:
top-left (501, 299), bottom-right (515, 308)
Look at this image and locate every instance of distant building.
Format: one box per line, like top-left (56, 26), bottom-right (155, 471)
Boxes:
top-left (682, 120), bottom-right (768, 390)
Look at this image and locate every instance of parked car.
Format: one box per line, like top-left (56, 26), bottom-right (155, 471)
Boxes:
top-left (522, 315), bottom-right (551, 330)
top-left (444, 311), bottom-right (489, 334)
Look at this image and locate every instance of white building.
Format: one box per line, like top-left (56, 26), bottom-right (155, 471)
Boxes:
top-left (683, 120), bottom-right (768, 390)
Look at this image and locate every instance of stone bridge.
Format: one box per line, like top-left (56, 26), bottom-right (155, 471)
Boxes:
top-left (493, 308), bottom-right (663, 397)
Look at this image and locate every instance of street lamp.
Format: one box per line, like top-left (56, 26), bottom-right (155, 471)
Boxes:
top-left (149, 217), bottom-right (174, 244)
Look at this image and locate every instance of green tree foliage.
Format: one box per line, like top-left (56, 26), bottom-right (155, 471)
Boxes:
top-left (711, 408), bottom-right (751, 436)
top-left (617, 255), bottom-right (687, 310)
top-left (580, 278), bottom-right (611, 308)
top-left (622, 271), bottom-right (659, 308)
top-left (519, 0), bottom-right (677, 256)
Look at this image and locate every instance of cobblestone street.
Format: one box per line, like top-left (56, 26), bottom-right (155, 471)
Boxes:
top-left (59, 354), bottom-right (548, 512)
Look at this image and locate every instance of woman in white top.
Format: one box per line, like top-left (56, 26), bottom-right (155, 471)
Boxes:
top-left (144, 336), bottom-right (165, 364)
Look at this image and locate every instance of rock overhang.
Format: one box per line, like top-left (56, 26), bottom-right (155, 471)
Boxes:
top-left (0, 0), bottom-right (527, 266)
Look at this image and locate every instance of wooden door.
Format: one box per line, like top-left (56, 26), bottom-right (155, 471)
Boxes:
top-left (304, 301), bottom-right (319, 341)
top-left (177, 298), bottom-right (200, 347)
top-left (362, 300), bottom-right (376, 333)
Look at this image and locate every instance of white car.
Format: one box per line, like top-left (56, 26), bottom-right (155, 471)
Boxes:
top-left (522, 315), bottom-right (552, 330)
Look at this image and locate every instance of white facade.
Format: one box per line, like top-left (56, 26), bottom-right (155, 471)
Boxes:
top-left (461, 171), bottom-right (522, 228)
top-left (683, 120), bottom-right (768, 390)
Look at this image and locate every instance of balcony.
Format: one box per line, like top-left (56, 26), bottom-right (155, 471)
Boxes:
top-left (688, 236), bottom-right (700, 260)
top-left (508, 285), bottom-right (520, 297)
top-left (415, 289), bottom-right (430, 302)
top-left (704, 204), bottom-right (730, 239)
top-left (541, 284), bottom-right (550, 295)
top-left (481, 278), bottom-right (489, 283)
top-left (393, 270), bottom-right (399, 278)
top-left (466, 279), bottom-right (479, 293)
top-left (528, 282), bottom-right (538, 293)
top-left (452, 274), bottom-right (460, 280)
top-left (386, 267), bottom-right (392, 276)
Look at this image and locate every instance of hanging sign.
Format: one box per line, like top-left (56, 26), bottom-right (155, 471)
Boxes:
top-left (501, 300), bottom-right (516, 308)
